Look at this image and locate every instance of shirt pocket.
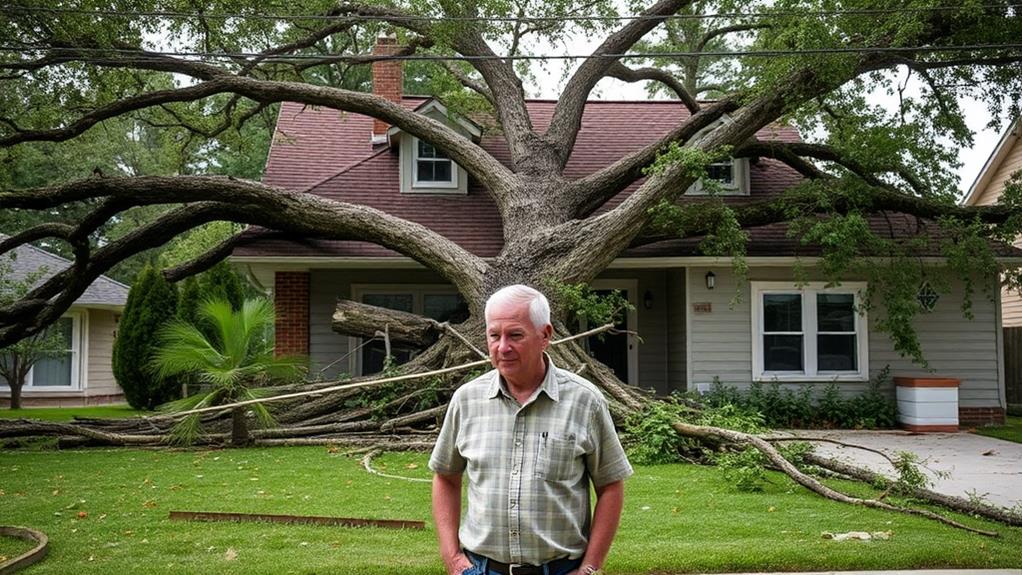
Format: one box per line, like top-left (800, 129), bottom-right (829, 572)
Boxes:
top-left (535, 432), bottom-right (578, 481)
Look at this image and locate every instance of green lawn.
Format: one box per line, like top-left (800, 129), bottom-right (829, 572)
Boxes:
top-left (974, 416), bottom-right (1022, 444)
top-left (0, 533), bottom-right (35, 563)
top-left (0, 405), bottom-right (145, 421)
top-left (0, 447), bottom-right (1019, 574)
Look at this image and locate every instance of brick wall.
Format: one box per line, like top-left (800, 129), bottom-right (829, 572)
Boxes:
top-left (959, 407), bottom-right (1006, 427)
top-left (274, 271), bottom-right (309, 357)
top-left (372, 34), bottom-right (403, 136)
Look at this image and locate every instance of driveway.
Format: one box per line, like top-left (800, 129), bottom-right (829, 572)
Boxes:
top-left (778, 430), bottom-right (1022, 509)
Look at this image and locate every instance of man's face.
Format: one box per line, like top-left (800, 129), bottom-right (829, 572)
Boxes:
top-left (485, 299), bottom-right (552, 385)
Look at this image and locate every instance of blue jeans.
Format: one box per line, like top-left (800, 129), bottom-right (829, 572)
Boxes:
top-left (462, 551), bottom-right (582, 575)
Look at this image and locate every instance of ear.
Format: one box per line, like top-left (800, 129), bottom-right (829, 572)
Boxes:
top-left (540, 324), bottom-right (553, 347)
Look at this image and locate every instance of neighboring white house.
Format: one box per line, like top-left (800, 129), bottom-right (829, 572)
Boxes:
top-left (0, 238), bottom-right (129, 407)
top-left (962, 118), bottom-right (1022, 326)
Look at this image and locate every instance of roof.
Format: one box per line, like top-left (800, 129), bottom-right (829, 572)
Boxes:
top-left (236, 97), bottom-right (1021, 261)
top-left (962, 117), bottom-right (1021, 206)
top-left (1, 236), bottom-right (129, 307)
top-left (237, 97), bottom-right (805, 259)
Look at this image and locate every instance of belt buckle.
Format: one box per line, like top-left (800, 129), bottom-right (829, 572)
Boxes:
top-left (508, 565), bottom-right (527, 575)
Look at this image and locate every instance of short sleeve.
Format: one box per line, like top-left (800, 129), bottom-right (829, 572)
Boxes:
top-left (584, 398), bottom-right (633, 487)
top-left (428, 393), bottom-right (467, 475)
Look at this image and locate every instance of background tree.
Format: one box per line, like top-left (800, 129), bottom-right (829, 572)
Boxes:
top-left (153, 298), bottom-right (305, 446)
top-left (0, 255), bottom-right (65, 408)
top-left (111, 265), bottom-right (179, 409)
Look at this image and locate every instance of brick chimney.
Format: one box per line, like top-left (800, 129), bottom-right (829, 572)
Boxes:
top-left (372, 32), bottom-right (403, 138)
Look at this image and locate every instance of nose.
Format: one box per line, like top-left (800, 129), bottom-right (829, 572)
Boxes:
top-left (497, 335), bottom-right (513, 354)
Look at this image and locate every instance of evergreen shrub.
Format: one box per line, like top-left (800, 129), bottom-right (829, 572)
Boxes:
top-left (112, 266), bottom-right (178, 409)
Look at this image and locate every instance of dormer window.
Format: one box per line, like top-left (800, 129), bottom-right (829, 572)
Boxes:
top-left (685, 156), bottom-right (749, 195)
top-left (414, 140), bottom-right (456, 187)
top-left (706, 159), bottom-right (734, 186)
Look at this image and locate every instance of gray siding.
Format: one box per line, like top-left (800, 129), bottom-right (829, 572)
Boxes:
top-left (688, 266), bottom-right (1003, 408)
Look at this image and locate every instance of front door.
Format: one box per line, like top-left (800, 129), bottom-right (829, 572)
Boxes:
top-left (585, 280), bottom-right (638, 385)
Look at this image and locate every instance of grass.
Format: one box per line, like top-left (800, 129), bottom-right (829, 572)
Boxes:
top-left (0, 533), bottom-right (35, 563)
top-left (0, 447), bottom-right (1019, 574)
top-left (973, 416), bottom-right (1022, 444)
top-left (0, 405), bottom-right (145, 421)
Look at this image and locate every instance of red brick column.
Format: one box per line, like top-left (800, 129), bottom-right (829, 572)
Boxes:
top-left (274, 271), bottom-right (309, 357)
top-left (959, 407), bottom-right (1006, 427)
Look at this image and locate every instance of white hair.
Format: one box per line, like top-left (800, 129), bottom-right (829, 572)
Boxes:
top-left (484, 285), bottom-right (551, 329)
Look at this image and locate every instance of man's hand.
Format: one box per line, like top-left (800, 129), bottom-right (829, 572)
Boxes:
top-left (444, 551), bottom-right (473, 575)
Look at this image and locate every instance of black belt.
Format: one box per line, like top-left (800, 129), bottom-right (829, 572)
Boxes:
top-left (466, 551), bottom-right (580, 575)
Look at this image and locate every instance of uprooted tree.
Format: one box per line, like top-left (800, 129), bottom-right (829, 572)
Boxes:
top-left (1, 0), bottom-right (1022, 534)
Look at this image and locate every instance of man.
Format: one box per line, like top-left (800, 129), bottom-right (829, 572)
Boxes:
top-left (429, 284), bottom-right (633, 575)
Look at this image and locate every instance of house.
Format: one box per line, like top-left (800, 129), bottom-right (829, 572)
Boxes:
top-left (230, 39), bottom-right (1016, 426)
top-left (962, 117), bottom-right (1022, 326)
top-left (0, 238), bottom-right (128, 407)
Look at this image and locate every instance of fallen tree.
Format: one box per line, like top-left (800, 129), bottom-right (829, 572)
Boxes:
top-left (1, 0), bottom-right (1021, 537)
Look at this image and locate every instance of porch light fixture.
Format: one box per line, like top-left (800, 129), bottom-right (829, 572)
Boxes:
top-left (643, 290), bottom-right (654, 310)
top-left (705, 271), bottom-right (716, 290)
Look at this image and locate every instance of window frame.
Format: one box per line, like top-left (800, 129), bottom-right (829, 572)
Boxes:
top-left (0, 311), bottom-right (84, 392)
top-left (750, 282), bottom-right (868, 382)
top-left (349, 284), bottom-right (463, 376)
top-left (685, 156), bottom-right (750, 196)
top-left (411, 138), bottom-right (458, 190)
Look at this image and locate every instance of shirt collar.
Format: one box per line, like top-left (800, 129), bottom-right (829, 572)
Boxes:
top-left (487, 352), bottom-right (560, 403)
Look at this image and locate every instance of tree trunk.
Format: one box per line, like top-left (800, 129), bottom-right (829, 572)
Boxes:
top-left (332, 299), bottom-right (443, 347)
top-left (231, 407), bottom-right (251, 447)
top-left (9, 380), bottom-right (22, 409)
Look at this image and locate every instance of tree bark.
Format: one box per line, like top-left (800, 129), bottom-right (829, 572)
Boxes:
top-left (332, 299), bottom-right (443, 347)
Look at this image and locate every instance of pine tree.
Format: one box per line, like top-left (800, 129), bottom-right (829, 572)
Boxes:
top-left (200, 262), bottom-right (244, 311)
top-left (176, 276), bottom-right (202, 327)
top-left (112, 266), bottom-right (178, 409)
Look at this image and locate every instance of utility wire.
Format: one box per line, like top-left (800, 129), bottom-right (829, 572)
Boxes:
top-left (1, 3), bottom-right (1019, 23)
top-left (2, 43), bottom-right (1022, 62)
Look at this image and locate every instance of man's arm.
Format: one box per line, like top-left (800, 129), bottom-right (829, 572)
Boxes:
top-left (432, 472), bottom-right (474, 575)
top-left (577, 480), bottom-right (625, 573)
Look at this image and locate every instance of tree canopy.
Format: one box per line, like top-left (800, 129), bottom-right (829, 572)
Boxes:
top-left (0, 0), bottom-right (1020, 360)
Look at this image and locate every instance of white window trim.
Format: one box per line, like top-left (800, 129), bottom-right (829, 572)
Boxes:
top-left (349, 284), bottom-right (461, 376)
top-left (411, 138), bottom-right (458, 189)
top-left (750, 281), bottom-right (869, 382)
top-left (0, 311), bottom-right (84, 392)
top-left (685, 157), bottom-right (750, 196)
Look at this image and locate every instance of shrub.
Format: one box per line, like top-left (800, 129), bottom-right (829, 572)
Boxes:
top-left (701, 367), bottom-right (897, 430)
top-left (112, 266), bottom-right (179, 409)
top-left (200, 262), bottom-right (245, 311)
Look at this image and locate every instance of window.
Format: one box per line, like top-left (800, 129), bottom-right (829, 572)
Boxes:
top-left (684, 156), bottom-right (749, 195)
top-left (353, 286), bottom-right (468, 375)
top-left (413, 139), bottom-right (456, 188)
top-left (0, 314), bottom-right (81, 391)
top-left (751, 282), bottom-right (868, 381)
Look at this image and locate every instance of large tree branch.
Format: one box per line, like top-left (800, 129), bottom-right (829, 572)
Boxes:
top-left (545, 0), bottom-right (694, 167)
top-left (566, 98), bottom-right (739, 218)
top-left (439, 61), bottom-right (495, 107)
top-left (605, 61), bottom-right (699, 113)
top-left (735, 140), bottom-right (930, 196)
top-left (0, 175), bottom-right (489, 311)
top-left (0, 81), bottom-right (235, 148)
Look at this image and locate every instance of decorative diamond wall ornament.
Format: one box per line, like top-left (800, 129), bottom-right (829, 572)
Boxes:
top-left (917, 281), bottom-right (939, 312)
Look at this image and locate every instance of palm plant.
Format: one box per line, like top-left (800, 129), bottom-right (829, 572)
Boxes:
top-left (152, 297), bottom-right (305, 446)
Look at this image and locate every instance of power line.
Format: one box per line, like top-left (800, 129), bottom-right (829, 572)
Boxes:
top-left (2, 43), bottom-right (1021, 62)
top-left (1, 3), bottom-right (1019, 23)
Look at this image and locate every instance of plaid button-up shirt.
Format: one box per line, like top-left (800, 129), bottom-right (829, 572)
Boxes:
top-left (428, 356), bottom-right (633, 565)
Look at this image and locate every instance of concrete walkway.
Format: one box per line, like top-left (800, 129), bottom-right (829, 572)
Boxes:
top-left (778, 430), bottom-right (1022, 509)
